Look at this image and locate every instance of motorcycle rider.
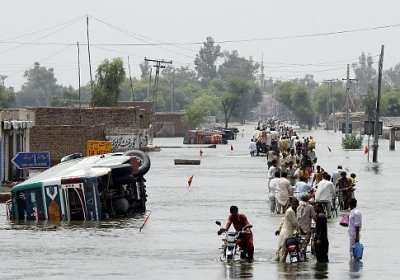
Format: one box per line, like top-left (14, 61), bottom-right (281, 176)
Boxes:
top-left (219, 205), bottom-right (254, 260)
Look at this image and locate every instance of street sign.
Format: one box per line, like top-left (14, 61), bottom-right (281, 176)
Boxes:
top-left (341, 122), bottom-right (353, 134)
top-left (12, 151), bottom-right (51, 169)
top-left (87, 140), bottom-right (112, 156)
top-left (364, 120), bottom-right (383, 135)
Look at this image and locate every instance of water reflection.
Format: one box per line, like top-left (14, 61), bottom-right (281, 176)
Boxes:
top-left (349, 261), bottom-right (363, 279)
top-left (314, 263), bottom-right (329, 279)
top-left (223, 261), bottom-right (253, 279)
top-left (363, 162), bottom-right (381, 174)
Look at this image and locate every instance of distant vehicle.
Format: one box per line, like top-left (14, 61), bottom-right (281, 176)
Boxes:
top-left (7, 150), bottom-right (150, 222)
top-left (183, 130), bottom-right (225, 145)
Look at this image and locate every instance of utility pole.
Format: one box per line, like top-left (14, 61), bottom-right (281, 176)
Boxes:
top-left (260, 53), bottom-right (265, 88)
top-left (323, 79), bottom-right (338, 131)
top-left (77, 42), bottom-right (82, 123)
top-left (144, 57), bottom-right (172, 109)
top-left (128, 56), bottom-right (134, 101)
top-left (170, 69), bottom-right (175, 112)
top-left (342, 64), bottom-right (358, 136)
top-left (373, 45), bottom-right (384, 163)
top-left (86, 16), bottom-right (94, 108)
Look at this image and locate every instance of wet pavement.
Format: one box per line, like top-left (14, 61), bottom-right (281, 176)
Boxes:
top-left (0, 124), bottom-right (399, 279)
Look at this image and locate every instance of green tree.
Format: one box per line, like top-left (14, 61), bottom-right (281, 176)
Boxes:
top-left (16, 62), bottom-right (57, 106)
top-left (234, 82), bottom-right (262, 124)
top-left (275, 82), bottom-right (314, 128)
top-left (139, 60), bottom-right (151, 79)
top-left (381, 91), bottom-right (400, 116)
top-left (183, 94), bottom-right (219, 128)
top-left (0, 85), bottom-right (15, 108)
top-left (218, 50), bottom-right (259, 81)
top-left (194, 37), bottom-right (221, 84)
top-left (92, 58), bottom-right (126, 107)
top-left (312, 82), bottom-right (346, 121)
top-left (49, 86), bottom-right (78, 107)
top-left (384, 63), bottom-right (400, 90)
top-left (221, 78), bottom-right (251, 128)
top-left (352, 52), bottom-right (376, 95)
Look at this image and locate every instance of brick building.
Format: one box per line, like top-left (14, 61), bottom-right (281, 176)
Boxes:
top-left (28, 105), bottom-right (154, 164)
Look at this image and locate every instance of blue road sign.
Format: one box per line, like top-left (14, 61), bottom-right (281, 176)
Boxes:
top-left (12, 151), bottom-right (51, 169)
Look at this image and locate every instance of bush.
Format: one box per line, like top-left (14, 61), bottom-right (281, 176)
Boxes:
top-left (342, 134), bottom-right (363, 149)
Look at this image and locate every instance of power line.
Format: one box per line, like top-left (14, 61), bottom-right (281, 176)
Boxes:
top-left (0, 16), bottom-right (85, 43)
top-left (0, 17), bottom-right (83, 55)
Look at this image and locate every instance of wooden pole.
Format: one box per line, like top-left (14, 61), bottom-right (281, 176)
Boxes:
top-left (86, 16), bottom-right (94, 108)
top-left (373, 45), bottom-right (384, 163)
top-left (77, 41), bottom-right (82, 123)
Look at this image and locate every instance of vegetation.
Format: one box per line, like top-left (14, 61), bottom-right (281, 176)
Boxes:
top-left (7, 42), bottom-right (400, 129)
top-left (342, 134), bottom-right (363, 149)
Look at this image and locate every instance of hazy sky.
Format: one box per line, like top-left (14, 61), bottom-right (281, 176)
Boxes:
top-left (1, 0), bottom-right (400, 90)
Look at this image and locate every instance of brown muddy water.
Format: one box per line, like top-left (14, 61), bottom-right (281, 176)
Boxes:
top-left (0, 124), bottom-right (398, 279)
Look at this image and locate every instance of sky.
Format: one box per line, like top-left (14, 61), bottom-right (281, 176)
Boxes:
top-left (1, 0), bottom-right (400, 90)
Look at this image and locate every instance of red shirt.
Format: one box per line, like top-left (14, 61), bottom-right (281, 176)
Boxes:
top-left (225, 214), bottom-right (251, 232)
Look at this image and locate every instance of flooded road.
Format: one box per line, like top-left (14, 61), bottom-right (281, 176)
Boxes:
top-left (0, 124), bottom-right (399, 279)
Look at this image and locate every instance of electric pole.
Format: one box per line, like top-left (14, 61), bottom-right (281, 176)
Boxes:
top-left (373, 45), bottom-right (384, 163)
top-left (144, 58), bottom-right (172, 109)
top-left (342, 64), bottom-right (358, 136)
top-left (171, 69), bottom-right (175, 112)
top-left (323, 79), bottom-right (338, 131)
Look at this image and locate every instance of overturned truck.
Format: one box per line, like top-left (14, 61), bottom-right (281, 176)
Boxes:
top-left (7, 150), bottom-right (150, 222)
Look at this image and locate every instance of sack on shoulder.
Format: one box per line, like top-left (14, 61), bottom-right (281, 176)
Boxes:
top-left (339, 215), bottom-right (349, 227)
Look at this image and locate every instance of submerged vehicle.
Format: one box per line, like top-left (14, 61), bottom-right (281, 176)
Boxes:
top-left (7, 150), bottom-right (150, 222)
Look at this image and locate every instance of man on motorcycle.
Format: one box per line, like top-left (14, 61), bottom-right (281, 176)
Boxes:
top-left (219, 205), bottom-right (254, 260)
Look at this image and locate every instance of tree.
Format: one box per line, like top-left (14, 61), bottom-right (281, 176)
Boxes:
top-left (218, 50), bottom-right (259, 81)
top-left (221, 78), bottom-right (251, 128)
top-left (384, 63), bottom-right (400, 90)
top-left (352, 53), bottom-right (376, 96)
top-left (49, 86), bottom-right (78, 107)
top-left (194, 37), bottom-right (221, 84)
top-left (139, 60), bottom-right (151, 79)
top-left (183, 94), bottom-right (219, 128)
top-left (312, 81), bottom-right (346, 121)
top-left (364, 84), bottom-right (376, 120)
top-left (0, 85), bottom-right (15, 108)
top-left (275, 82), bottom-right (314, 128)
top-left (234, 82), bottom-right (262, 124)
top-left (381, 91), bottom-right (400, 116)
top-left (16, 62), bottom-right (57, 106)
top-left (92, 58), bottom-right (126, 107)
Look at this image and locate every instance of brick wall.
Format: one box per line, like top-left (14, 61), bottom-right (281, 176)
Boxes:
top-left (154, 112), bottom-right (191, 137)
top-left (27, 106), bottom-right (153, 135)
top-left (30, 124), bottom-right (106, 164)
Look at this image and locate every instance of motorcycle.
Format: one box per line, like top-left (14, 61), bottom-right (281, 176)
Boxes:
top-left (285, 233), bottom-right (307, 263)
top-left (215, 220), bottom-right (253, 262)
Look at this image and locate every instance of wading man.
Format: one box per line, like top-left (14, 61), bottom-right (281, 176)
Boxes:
top-left (222, 206), bottom-right (254, 260)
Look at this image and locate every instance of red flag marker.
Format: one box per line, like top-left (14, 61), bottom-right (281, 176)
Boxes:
top-left (187, 175), bottom-right (194, 187)
top-left (327, 146), bottom-right (332, 152)
top-left (364, 146), bottom-right (369, 154)
top-left (139, 211), bottom-right (152, 232)
top-left (200, 149), bottom-right (203, 156)
top-left (231, 145), bottom-right (233, 151)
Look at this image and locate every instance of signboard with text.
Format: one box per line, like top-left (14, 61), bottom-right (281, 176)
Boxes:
top-left (87, 140), bottom-right (112, 156)
top-left (12, 151), bottom-right (51, 169)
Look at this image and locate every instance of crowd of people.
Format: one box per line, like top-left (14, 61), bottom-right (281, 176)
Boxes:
top-left (225, 124), bottom-right (363, 264)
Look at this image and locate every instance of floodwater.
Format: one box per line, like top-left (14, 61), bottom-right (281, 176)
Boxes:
top-left (0, 124), bottom-right (399, 279)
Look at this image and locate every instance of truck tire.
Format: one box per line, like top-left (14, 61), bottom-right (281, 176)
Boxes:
top-left (123, 150), bottom-right (151, 176)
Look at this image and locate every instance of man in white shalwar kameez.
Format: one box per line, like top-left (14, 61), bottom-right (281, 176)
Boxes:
top-left (274, 198), bottom-right (300, 262)
top-left (275, 172), bottom-right (293, 214)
